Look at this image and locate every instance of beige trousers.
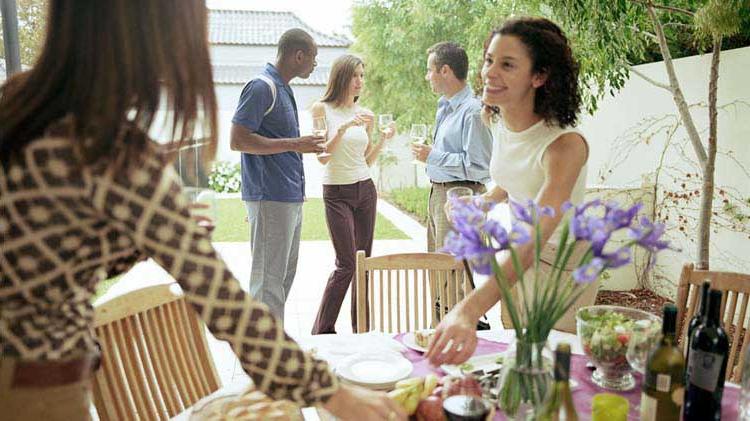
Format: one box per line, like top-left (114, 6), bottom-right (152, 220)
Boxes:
top-left (0, 359), bottom-right (93, 421)
top-left (499, 242), bottom-right (600, 334)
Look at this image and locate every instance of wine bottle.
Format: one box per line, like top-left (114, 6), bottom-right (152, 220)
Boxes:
top-left (684, 281), bottom-right (711, 364)
top-left (538, 342), bottom-right (578, 421)
top-left (640, 304), bottom-right (685, 421)
top-left (683, 289), bottom-right (729, 421)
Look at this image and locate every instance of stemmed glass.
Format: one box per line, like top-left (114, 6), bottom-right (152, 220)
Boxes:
top-left (379, 114), bottom-right (394, 153)
top-left (410, 123), bottom-right (428, 165)
top-left (626, 322), bottom-right (661, 374)
top-left (379, 114), bottom-right (394, 136)
top-left (313, 116), bottom-right (331, 159)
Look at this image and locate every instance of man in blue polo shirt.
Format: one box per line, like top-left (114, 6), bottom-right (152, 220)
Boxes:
top-left (230, 29), bottom-right (325, 321)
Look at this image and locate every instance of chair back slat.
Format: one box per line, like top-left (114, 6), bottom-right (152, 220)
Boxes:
top-left (728, 292), bottom-right (749, 382)
top-left (675, 262), bottom-right (750, 382)
top-left (355, 252), bottom-right (470, 333)
top-left (422, 269), bottom-right (428, 329)
top-left (122, 317), bottom-right (160, 419)
top-left (92, 284), bottom-right (220, 420)
top-left (141, 310), bottom-right (181, 415)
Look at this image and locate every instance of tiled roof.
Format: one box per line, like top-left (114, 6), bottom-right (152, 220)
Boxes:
top-left (213, 64), bottom-right (330, 86)
top-left (209, 10), bottom-right (351, 47)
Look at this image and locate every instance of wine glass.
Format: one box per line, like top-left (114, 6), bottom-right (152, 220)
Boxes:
top-left (410, 123), bottom-right (428, 165)
top-left (313, 116), bottom-right (328, 138)
top-left (626, 320), bottom-right (661, 374)
top-left (312, 116), bottom-right (331, 159)
top-left (379, 114), bottom-right (393, 134)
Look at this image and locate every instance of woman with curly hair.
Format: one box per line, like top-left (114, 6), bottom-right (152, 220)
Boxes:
top-left (426, 17), bottom-right (594, 365)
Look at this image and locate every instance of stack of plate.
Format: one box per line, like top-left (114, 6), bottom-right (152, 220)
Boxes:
top-left (335, 352), bottom-right (413, 390)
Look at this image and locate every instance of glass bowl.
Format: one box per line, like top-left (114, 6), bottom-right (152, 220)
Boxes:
top-left (576, 305), bottom-right (661, 391)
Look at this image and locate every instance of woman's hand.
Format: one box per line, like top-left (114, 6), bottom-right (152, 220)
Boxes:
top-left (187, 202), bottom-right (215, 232)
top-left (357, 111), bottom-right (375, 134)
top-left (380, 122), bottom-right (397, 141)
top-left (425, 305), bottom-right (478, 366)
top-left (323, 383), bottom-right (407, 421)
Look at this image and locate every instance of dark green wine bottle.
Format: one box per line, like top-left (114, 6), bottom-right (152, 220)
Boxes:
top-left (684, 280), bottom-right (710, 379)
top-left (683, 289), bottom-right (729, 421)
top-left (640, 304), bottom-right (685, 421)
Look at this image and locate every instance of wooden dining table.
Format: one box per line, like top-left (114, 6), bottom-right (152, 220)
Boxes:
top-left (172, 329), bottom-right (742, 420)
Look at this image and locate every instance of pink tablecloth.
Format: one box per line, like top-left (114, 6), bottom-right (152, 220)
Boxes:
top-left (395, 334), bottom-right (740, 421)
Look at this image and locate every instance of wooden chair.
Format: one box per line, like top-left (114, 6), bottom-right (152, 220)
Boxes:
top-left (92, 283), bottom-right (221, 420)
top-left (355, 251), bottom-right (472, 333)
top-left (676, 262), bottom-right (750, 382)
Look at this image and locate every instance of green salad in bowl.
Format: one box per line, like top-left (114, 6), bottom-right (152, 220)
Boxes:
top-left (576, 305), bottom-right (661, 391)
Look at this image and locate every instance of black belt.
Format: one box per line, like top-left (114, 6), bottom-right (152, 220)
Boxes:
top-left (430, 180), bottom-right (483, 186)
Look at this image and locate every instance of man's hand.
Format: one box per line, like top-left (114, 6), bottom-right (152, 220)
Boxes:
top-left (411, 143), bottom-right (431, 162)
top-left (293, 135), bottom-right (326, 153)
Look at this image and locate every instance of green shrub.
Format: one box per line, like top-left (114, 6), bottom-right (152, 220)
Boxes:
top-left (387, 187), bottom-right (430, 226)
top-left (208, 161), bottom-right (241, 193)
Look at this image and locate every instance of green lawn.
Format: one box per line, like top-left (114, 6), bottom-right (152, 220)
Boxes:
top-left (384, 187), bottom-right (430, 226)
top-left (212, 198), bottom-right (409, 242)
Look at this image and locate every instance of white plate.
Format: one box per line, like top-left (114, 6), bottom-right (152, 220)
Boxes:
top-left (335, 353), bottom-right (413, 389)
top-left (441, 352), bottom-right (505, 377)
top-left (401, 330), bottom-right (434, 353)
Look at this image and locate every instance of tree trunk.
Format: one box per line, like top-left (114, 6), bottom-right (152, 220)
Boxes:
top-left (646, 6), bottom-right (708, 167)
top-left (697, 38), bottom-right (722, 270)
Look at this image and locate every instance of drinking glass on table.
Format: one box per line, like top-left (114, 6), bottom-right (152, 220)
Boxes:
top-left (313, 115), bottom-right (331, 159)
top-left (410, 123), bottom-right (428, 165)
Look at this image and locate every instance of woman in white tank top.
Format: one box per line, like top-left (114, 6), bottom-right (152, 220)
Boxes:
top-left (426, 17), bottom-right (595, 365)
top-left (310, 55), bottom-right (397, 334)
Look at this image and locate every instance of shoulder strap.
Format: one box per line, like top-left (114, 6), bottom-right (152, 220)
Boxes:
top-left (254, 74), bottom-right (277, 117)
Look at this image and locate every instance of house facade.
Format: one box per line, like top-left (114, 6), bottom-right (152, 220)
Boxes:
top-left (209, 10), bottom-right (352, 163)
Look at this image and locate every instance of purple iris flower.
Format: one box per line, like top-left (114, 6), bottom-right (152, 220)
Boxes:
top-left (482, 219), bottom-right (510, 249)
top-left (589, 220), bottom-right (611, 256)
top-left (510, 200), bottom-right (534, 224)
top-left (510, 224), bottom-right (531, 246)
top-left (510, 199), bottom-right (555, 225)
top-left (573, 257), bottom-right (606, 284)
top-left (604, 202), bottom-right (643, 231)
top-left (441, 231), bottom-right (495, 275)
top-left (566, 200), bottom-right (603, 241)
top-left (629, 216), bottom-right (671, 253)
top-left (602, 246), bottom-right (632, 269)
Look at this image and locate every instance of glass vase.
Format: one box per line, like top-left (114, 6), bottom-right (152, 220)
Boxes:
top-left (496, 339), bottom-right (554, 420)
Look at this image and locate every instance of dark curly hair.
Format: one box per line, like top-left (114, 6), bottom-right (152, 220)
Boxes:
top-left (482, 17), bottom-right (582, 128)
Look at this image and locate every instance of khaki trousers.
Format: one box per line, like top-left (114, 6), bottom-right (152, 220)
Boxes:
top-left (0, 358), bottom-right (93, 421)
top-left (427, 182), bottom-right (487, 325)
top-left (500, 242), bottom-right (600, 334)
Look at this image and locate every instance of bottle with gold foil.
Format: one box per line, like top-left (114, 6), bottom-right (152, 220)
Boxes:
top-left (538, 343), bottom-right (578, 421)
top-left (640, 304), bottom-right (685, 421)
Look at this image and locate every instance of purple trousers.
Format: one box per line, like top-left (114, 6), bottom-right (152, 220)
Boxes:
top-left (312, 179), bottom-right (377, 334)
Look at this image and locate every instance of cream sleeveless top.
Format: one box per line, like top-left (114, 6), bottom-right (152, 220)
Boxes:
top-left (489, 119), bottom-right (588, 242)
top-left (321, 103), bottom-right (372, 185)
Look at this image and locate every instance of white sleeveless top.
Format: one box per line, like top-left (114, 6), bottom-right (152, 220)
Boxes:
top-left (321, 103), bottom-right (372, 185)
top-left (489, 119), bottom-right (588, 241)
